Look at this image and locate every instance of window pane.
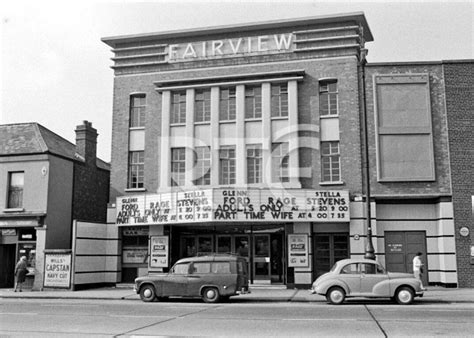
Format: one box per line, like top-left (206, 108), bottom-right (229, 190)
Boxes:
top-left (130, 94), bottom-right (146, 127)
top-left (319, 81), bottom-right (338, 116)
top-left (128, 152), bottom-right (144, 189)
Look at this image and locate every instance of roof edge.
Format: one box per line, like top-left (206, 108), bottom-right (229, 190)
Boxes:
top-left (102, 12), bottom-right (373, 47)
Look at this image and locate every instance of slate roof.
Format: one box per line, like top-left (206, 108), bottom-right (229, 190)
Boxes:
top-left (0, 123), bottom-right (110, 170)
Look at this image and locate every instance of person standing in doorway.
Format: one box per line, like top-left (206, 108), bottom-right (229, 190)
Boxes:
top-left (413, 252), bottom-right (427, 291)
top-left (14, 256), bottom-right (28, 292)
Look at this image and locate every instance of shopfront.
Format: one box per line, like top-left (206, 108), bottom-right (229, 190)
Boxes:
top-left (116, 188), bottom-right (350, 285)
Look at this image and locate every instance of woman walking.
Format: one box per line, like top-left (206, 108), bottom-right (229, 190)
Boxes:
top-left (14, 256), bottom-right (28, 292)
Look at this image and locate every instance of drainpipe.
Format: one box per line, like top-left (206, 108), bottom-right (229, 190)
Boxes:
top-left (359, 46), bottom-right (376, 260)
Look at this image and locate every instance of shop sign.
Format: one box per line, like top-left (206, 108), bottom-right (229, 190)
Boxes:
top-left (43, 253), bottom-right (71, 288)
top-left (122, 227), bottom-right (149, 236)
top-left (150, 236), bottom-right (169, 268)
top-left (1, 229), bottom-right (17, 236)
top-left (168, 34), bottom-right (293, 62)
top-left (116, 189), bottom-right (350, 226)
top-left (288, 234), bottom-right (308, 267)
top-left (123, 248), bottom-right (148, 264)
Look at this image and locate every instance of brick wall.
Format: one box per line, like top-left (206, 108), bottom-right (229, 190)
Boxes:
top-left (443, 61), bottom-right (474, 287)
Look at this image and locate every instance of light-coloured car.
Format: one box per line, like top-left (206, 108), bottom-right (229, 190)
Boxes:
top-left (311, 258), bottom-right (424, 305)
top-left (134, 254), bottom-right (250, 303)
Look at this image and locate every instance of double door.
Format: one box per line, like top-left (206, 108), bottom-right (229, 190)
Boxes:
top-left (313, 233), bottom-right (349, 278)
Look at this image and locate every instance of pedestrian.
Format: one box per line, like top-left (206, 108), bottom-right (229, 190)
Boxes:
top-left (14, 256), bottom-right (28, 292)
top-left (413, 252), bottom-right (427, 291)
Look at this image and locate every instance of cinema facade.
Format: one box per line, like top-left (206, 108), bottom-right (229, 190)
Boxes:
top-left (102, 12), bottom-right (468, 287)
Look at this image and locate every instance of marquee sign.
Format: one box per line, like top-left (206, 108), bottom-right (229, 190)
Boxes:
top-left (116, 189), bottom-right (349, 226)
top-left (168, 34), bottom-right (293, 62)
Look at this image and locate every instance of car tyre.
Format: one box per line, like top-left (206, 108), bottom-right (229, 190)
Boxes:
top-left (395, 286), bottom-right (414, 305)
top-left (326, 286), bottom-right (345, 305)
top-left (139, 285), bottom-right (156, 302)
top-left (202, 287), bottom-right (220, 303)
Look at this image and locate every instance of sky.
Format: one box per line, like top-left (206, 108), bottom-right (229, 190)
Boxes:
top-left (1, 0), bottom-right (473, 162)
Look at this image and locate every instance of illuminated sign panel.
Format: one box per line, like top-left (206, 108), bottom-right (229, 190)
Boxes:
top-left (168, 34), bottom-right (293, 62)
top-left (116, 189), bottom-right (349, 226)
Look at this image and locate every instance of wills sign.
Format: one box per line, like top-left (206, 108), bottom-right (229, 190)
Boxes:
top-left (168, 34), bottom-right (293, 62)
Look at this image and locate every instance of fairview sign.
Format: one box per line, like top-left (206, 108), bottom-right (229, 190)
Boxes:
top-left (168, 34), bottom-right (293, 62)
top-left (116, 189), bottom-right (349, 226)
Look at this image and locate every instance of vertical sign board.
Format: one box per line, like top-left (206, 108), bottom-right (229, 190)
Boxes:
top-left (288, 234), bottom-right (309, 267)
top-left (43, 253), bottom-right (72, 288)
top-left (150, 236), bottom-right (169, 268)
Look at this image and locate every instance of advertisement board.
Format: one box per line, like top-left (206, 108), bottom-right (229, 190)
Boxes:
top-left (43, 253), bottom-right (71, 288)
top-left (150, 236), bottom-right (169, 268)
top-left (116, 189), bottom-right (349, 226)
top-left (288, 234), bottom-right (309, 267)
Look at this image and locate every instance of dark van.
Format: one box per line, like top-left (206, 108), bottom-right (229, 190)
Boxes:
top-left (134, 254), bottom-right (250, 303)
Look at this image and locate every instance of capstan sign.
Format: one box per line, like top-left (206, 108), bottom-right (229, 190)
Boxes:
top-left (168, 34), bottom-right (293, 62)
top-left (116, 188), bottom-right (350, 226)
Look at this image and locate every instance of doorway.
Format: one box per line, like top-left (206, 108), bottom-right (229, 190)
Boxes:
top-left (313, 233), bottom-right (349, 278)
top-left (0, 244), bottom-right (16, 288)
top-left (385, 231), bottom-right (428, 286)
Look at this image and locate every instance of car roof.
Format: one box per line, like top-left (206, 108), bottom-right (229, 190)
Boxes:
top-left (176, 254), bottom-right (242, 264)
top-left (335, 258), bottom-right (382, 266)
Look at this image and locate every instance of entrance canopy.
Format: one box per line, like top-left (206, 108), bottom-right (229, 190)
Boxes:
top-left (116, 188), bottom-right (349, 226)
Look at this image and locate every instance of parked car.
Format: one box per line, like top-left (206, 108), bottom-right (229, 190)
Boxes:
top-left (134, 254), bottom-right (250, 303)
top-left (311, 258), bottom-right (424, 305)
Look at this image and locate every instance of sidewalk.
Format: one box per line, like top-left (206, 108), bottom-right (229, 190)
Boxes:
top-left (1, 286), bottom-right (473, 303)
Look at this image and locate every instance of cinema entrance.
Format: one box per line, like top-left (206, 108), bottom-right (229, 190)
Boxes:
top-left (175, 224), bottom-right (286, 284)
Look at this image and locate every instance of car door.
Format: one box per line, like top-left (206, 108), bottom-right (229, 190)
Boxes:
top-left (162, 262), bottom-right (190, 296)
top-left (187, 261), bottom-right (210, 296)
top-left (339, 263), bottom-right (361, 295)
top-left (359, 263), bottom-right (390, 296)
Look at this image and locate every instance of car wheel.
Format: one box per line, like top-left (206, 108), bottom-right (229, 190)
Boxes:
top-left (202, 287), bottom-right (220, 303)
top-left (139, 285), bottom-right (156, 302)
top-left (326, 287), bottom-right (345, 305)
top-left (395, 286), bottom-right (414, 305)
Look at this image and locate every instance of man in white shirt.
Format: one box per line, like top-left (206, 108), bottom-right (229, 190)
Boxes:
top-left (413, 252), bottom-right (427, 290)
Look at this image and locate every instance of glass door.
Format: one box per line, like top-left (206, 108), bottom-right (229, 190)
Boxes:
top-left (253, 235), bottom-right (270, 281)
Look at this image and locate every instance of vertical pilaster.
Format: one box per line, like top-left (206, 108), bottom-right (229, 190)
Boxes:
top-left (210, 87), bottom-right (220, 186)
top-left (160, 91), bottom-right (171, 189)
top-left (236, 85), bottom-right (246, 185)
top-left (262, 83), bottom-right (272, 184)
top-left (185, 89), bottom-right (195, 186)
top-left (288, 80), bottom-right (300, 187)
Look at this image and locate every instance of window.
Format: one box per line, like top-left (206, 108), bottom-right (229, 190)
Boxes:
top-left (374, 74), bottom-right (435, 181)
top-left (193, 262), bottom-right (211, 274)
top-left (246, 144), bottom-right (262, 184)
top-left (271, 84), bottom-right (288, 117)
top-left (321, 141), bottom-right (341, 182)
top-left (360, 263), bottom-right (377, 274)
top-left (245, 86), bottom-right (262, 119)
top-left (171, 92), bottom-right (186, 124)
top-left (172, 263), bottom-right (190, 275)
top-left (195, 89), bottom-right (211, 122)
top-left (341, 263), bottom-right (358, 274)
top-left (319, 80), bottom-right (338, 116)
top-left (219, 146), bottom-right (236, 185)
top-left (7, 172), bottom-right (24, 208)
top-left (212, 262), bottom-right (231, 274)
top-left (129, 94), bottom-right (146, 127)
top-left (171, 148), bottom-right (186, 186)
top-left (272, 143), bottom-right (289, 183)
top-left (194, 146), bottom-right (211, 186)
top-left (127, 152), bottom-right (144, 189)
top-left (219, 87), bottom-right (236, 121)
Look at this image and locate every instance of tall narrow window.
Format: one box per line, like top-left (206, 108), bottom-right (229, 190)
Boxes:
top-left (271, 84), bottom-right (288, 117)
top-left (219, 87), bottom-right (236, 121)
top-left (7, 172), bottom-right (24, 208)
top-left (171, 148), bottom-right (186, 186)
top-left (129, 94), bottom-right (146, 127)
top-left (195, 89), bottom-right (211, 122)
top-left (171, 92), bottom-right (186, 124)
top-left (321, 141), bottom-right (341, 182)
top-left (319, 80), bottom-right (338, 116)
top-left (194, 146), bottom-right (211, 186)
top-left (128, 151), bottom-right (144, 189)
top-left (272, 143), bottom-right (289, 183)
top-left (219, 146), bottom-right (236, 185)
top-left (245, 86), bottom-right (262, 119)
top-left (246, 144), bottom-right (262, 184)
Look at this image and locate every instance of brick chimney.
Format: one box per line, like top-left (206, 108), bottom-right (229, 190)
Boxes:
top-left (75, 120), bottom-right (97, 166)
